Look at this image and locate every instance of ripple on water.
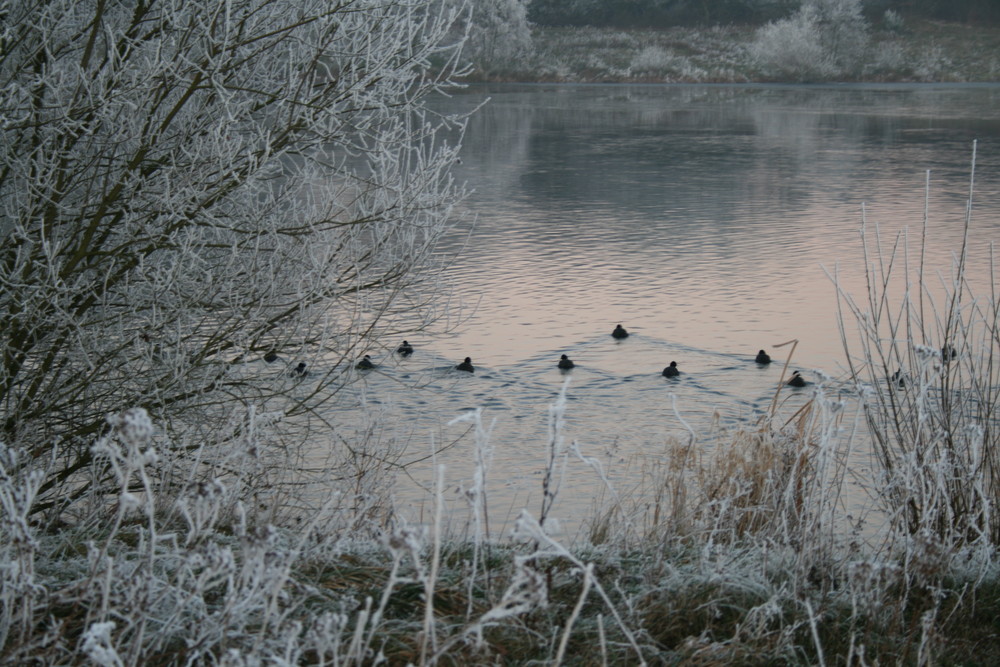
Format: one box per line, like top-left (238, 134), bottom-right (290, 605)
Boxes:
top-left (320, 331), bottom-right (826, 535)
top-left (354, 84), bottom-right (1000, 533)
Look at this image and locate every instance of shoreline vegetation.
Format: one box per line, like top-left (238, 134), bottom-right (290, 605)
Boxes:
top-left (11, 174), bottom-right (1000, 664)
top-left (466, 18), bottom-right (1000, 83)
top-left (4, 1), bottom-right (1000, 664)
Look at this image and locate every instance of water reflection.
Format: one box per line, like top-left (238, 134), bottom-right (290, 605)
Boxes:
top-left (436, 84), bottom-right (1000, 372)
top-left (331, 84), bottom-right (1000, 536)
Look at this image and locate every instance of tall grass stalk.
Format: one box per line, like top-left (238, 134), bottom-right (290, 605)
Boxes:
top-left (539, 379), bottom-right (571, 530)
top-left (832, 142), bottom-right (1000, 545)
top-left (420, 464), bottom-right (445, 662)
top-left (769, 338), bottom-right (800, 414)
top-left (553, 562), bottom-right (593, 665)
top-left (569, 440), bottom-right (635, 541)
top-left (512, 510), bottom-right (648, 666)
top-left (448, 407), bottom-right (496, 617)
top-left (805, 599), bottom-right (827, 667)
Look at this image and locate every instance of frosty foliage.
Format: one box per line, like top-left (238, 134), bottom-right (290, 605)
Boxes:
top-left (2, 2), bottom-right (999, 662)
top-left (0, 0), bottom-right (470, 516)
top-left (883, 8), bottom-right (905, 33)
top-left (528, 0), bottom-right (800, 27)
top-left (833, 150), bottom-right (1000, 546)
top-left (630, 46), bottom-right (677, 72)
top-left (752, 0), bottom-right (870, 80)
top-left (1, 356), bottom-right (998, 662)
top-left (82, 621), bottom-right (123, 667)
top-left (443, 0), bottom-right (534, 71)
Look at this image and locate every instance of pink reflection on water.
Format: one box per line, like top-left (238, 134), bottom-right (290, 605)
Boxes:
top-left (371, 85), bottom-right (1000, 536)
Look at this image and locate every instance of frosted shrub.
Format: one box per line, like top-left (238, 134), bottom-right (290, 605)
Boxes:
top-left (0, 408), bottom-right (325, 663)
top-left (1, 0), bottom-right (470, 520)
top-left (870, 42), bottom-right (907, 73)
top-left (883, 9), bottom-right (905, 33)
top-left (0, 0), bottom-right (477, 661)
top-left (0, 443), bottom-right (44, 652)
top-left (630, 46), bottom-right (676, 73)
top-left (752, 0), bottom-right (870, 80)
top-left (812, 0), bottom-right (870, 67)
top-left (450, 0), bottom-right (534, 72)
top-left (1, 389), bottom-right (990, 662)
top-left (912, 46), bottom-right (953, 81)
top-left (753, 10), bottom-right (836, 80)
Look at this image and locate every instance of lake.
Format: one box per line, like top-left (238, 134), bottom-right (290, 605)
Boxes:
top-left (329, 84), bottom-right (1000, 539)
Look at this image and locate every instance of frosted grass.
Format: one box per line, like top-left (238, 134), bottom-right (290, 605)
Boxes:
top-left (4, 159), bottom-right (1000, 663)
top-left (4, 349), bottom-right (997, 664)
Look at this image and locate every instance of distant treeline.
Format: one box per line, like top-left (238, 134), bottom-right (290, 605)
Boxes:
top-left (527, 0), bottom-right (1000, 27)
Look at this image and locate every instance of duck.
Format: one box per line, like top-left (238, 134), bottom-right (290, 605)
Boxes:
top-left (558, 354), bottom-right (575, 370)
top-left (612, 324), bottom-right (629, 339)
top-left (787, 370), bottom-right (806, 387)
top-left (397, 340), bottom-right (414, 356)
top-left (263, 351), bottom-right (279, 363)
top-left (755, 349), bottom-right (771, 364)
top-left (456, 357), bottom-right (475, 373)
top-left (290, 361), bottom-right (308, 378)
top-left (941, 344), bottom-right (957, 362)
top-left (891, 369), bottom-right (906, 388)
top-left (356, 355), bottom-right (375, 370)
top-left (662, 361), bottom-right (680, 378)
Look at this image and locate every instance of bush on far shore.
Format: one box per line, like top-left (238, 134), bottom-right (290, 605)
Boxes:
top-left (525, 0), bottom-right (1000, 28)
top-left (528, 0), bottom-right (800, 28)
top-left (466, 16), bottom-right (1000, 83)
top-left (751, 0), bottom-right (871, 81)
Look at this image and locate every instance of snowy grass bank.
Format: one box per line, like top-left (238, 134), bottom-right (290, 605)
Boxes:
top-left (4, 386), bottom-right (999, 664)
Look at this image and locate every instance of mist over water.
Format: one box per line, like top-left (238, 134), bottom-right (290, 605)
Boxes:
top-left (332, 84), bottom-right (1000, 536)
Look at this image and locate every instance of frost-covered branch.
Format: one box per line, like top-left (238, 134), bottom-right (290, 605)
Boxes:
top-left (0, 0), bottom-right (471, 514)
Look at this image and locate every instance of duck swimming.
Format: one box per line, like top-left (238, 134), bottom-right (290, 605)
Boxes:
top-left (356, 355), bottom-right (375, 370)
top-left (397, 340), bottom-right (414, 356)
top-left (456, 357), bottom-right (474, 373)
top-left (787, 371), bottom-right (806, 387)
top-left (662, 361), bottom-right (680, 378)
top-left (263, 351), bottom-right (279, 363)
top-left (558, 354), bottom-right (575, 370)
top-left (612, 324), bottom-right (629, 339)
top-left (755, 350), bottom-right (771, 364)
top-left (290, 362), bottom-right (308, 378)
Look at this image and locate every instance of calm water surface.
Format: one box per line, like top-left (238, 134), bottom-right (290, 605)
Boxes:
top-left (330, 84), bottom-right (1000, 538)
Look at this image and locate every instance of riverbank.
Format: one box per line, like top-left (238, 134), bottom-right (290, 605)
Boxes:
top-left (468, 18), bottom-right (1000, 83)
